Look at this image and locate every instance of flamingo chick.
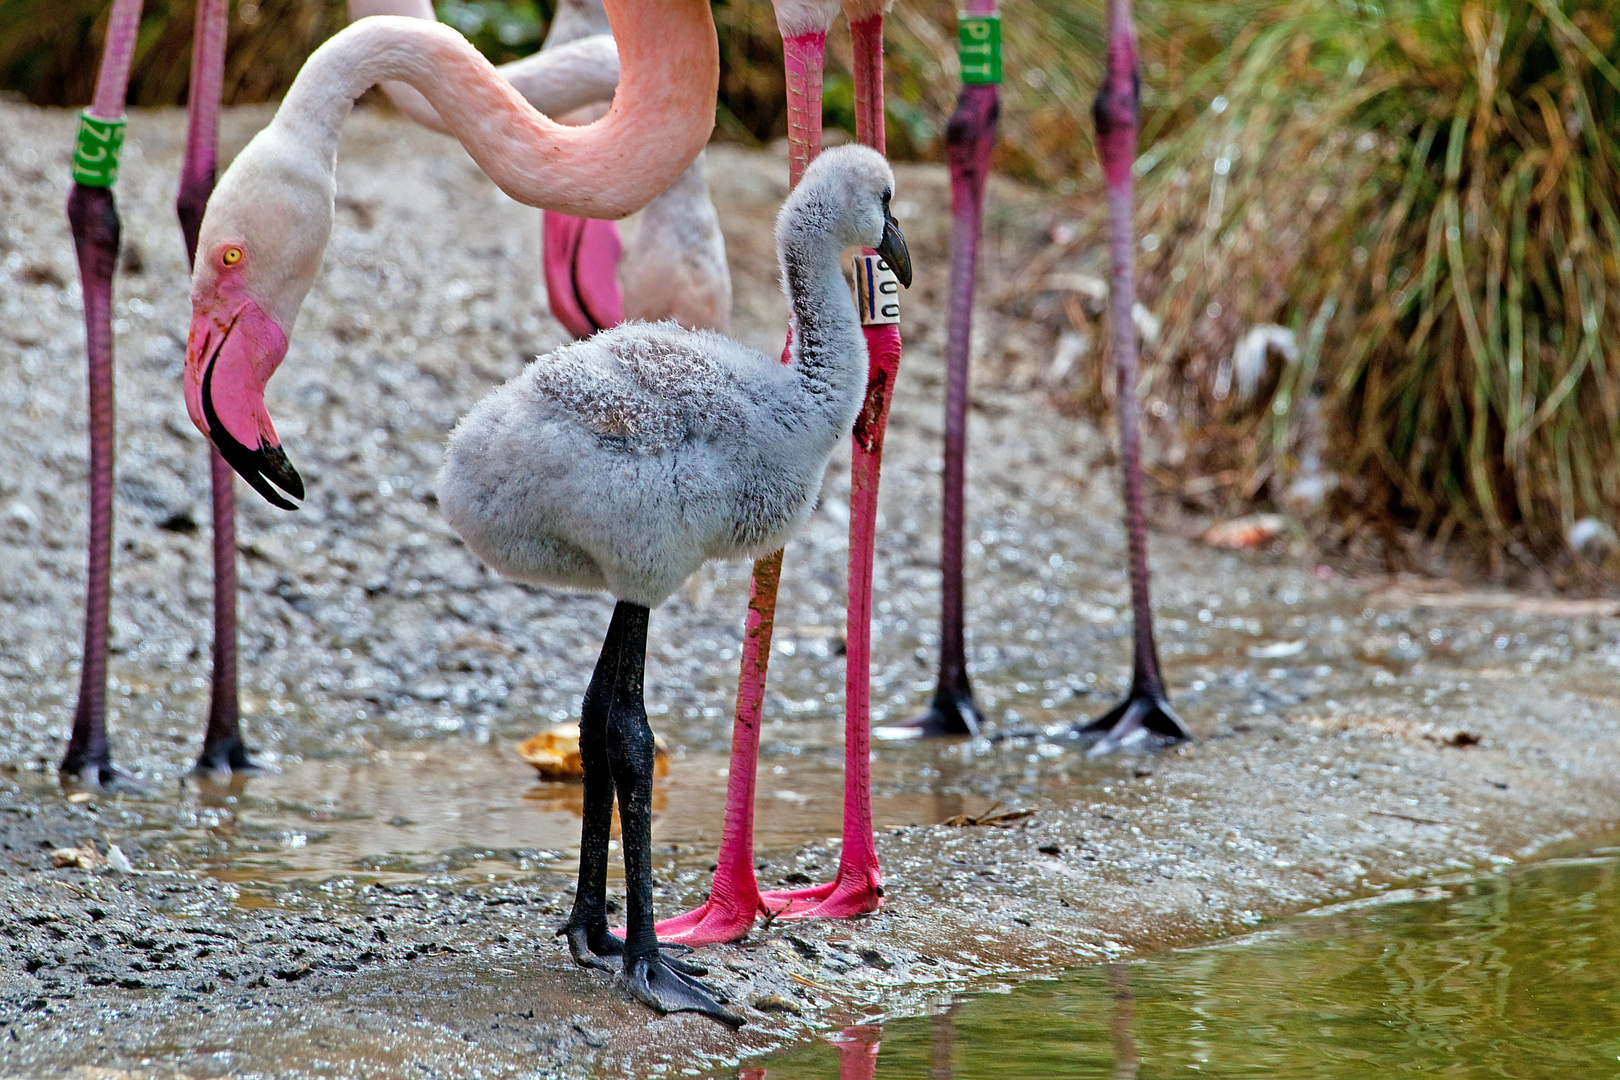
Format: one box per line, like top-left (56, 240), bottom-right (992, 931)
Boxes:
top-left (435, 146), bottom-right (910, 1022)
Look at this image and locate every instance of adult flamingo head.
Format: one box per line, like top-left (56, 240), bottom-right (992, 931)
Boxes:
top-left (183, 127), bottom-right (330, 510)
top-left (181, 8), bottom-right (719, 510)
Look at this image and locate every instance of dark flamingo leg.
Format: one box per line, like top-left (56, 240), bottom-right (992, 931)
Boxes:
top-left (896, 6), bottom-right (1000, 738)
top-left (1074, 0), bottom-right (1190, 755)
top-left (61, 0), bottom-right (146, 792)
top-left (542, 210), bottom-right (624, 339)
top-left (654, 25), bottom-right (831, 944)
top-left (177, 0), bottom-right (257, 775)
top-left (759, 10), bottom-right (893, 921)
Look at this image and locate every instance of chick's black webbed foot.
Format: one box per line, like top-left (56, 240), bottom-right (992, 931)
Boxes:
top-left (1073, 683), bottom-right (1191, 757)
top-left (623, 953), bottom-right (743, 1028)
top-left (561, 922), bottom-right (707, 977)
top-left (564, 921), bottom-right (617, 973)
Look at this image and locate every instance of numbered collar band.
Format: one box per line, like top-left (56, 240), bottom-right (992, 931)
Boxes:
top-left (73, 111), bottom-right (128, 188)
top-left (854, 254), bottom-right (901, 326)
top-left (958, 14), bottom-right (1002, 85)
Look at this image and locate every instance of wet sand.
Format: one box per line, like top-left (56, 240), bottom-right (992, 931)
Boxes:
top-left (4, 102), bottom-right (1620, 1078)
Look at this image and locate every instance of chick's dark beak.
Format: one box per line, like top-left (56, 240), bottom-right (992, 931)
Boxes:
top-left (876, 212), bottom-right (913, 289)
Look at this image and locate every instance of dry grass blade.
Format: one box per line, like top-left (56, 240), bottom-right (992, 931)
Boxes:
top-left (941, 801), bottom-right (1036, 827)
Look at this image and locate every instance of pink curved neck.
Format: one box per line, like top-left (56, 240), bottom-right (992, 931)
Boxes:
top-left (279, 5), bottom-right (715, 219)
top-left (349, 0), bottom-right (622, 138)
top-left (89, 0), bottom-right (145, 119)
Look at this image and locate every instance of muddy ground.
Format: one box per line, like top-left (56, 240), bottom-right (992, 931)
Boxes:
top-left (4, 101), bottom-right (1620, 1078)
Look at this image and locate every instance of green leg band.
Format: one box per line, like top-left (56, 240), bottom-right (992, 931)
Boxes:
top-left (72, 111), bottom-right (128, 188)
top-left (958, 14), bottom-right (1002, 85)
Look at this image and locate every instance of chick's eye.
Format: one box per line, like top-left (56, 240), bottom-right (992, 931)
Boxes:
top-left (221, 247), bottom-right (243, 267)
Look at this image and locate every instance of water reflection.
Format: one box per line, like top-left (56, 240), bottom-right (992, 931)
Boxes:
top-left (929, 1007), bottom-right (956, 1080)
top-left (141, 727), bottom-right (1103, 887)
top-left (745, 851), bottom-right (1620, 1078)
top-left (1106, 964), bottom-right (1137, 1080)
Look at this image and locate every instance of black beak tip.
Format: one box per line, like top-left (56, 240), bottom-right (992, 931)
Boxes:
top-left (209, 420), bottom-right (304, 512)
top-left (259, 441), bottom-right (306, 502)
top-left (878, 217), bottom-right (913, 289)
top-left (239, 445), bottom-right (304, 512)
top-left (881, 216), bottom-right (920, 291)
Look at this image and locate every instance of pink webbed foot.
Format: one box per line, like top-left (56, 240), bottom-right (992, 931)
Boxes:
top-left (652, 893), bottom-right (771, 946)
top-left (758, 861), bottom-right (882, 921)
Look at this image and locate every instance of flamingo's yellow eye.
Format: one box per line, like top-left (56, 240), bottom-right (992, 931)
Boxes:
top-left (222, 247), bottom-right (243, 267)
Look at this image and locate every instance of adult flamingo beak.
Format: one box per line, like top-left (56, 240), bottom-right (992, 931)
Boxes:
top-left (183, 298), bottom-right (304, 511)
top-left (876, 210), bottom-right (912, 289)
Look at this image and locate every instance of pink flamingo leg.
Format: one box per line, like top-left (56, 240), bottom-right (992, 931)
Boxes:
top-left (542, 211), bottom-right (624, 339)
top-left (776, 31), bottom-right (826, 365)
top-left (901, 4), bottom-right (998, 738)
top-left (846, 14), bottom-right (884, 151)
top-left (650, 549), bottom-right (779, 941)
top-left (781, 32), bottom-right (827, 198)
top-left (61, 0), bottom-right (146, 790)
top-left (758, 10), bottom-right (892, 921)
top-left (655, 26), bottom-right (832, 944)
top-left (761, 325), bottom-right (895, 918)
top-left (1075, 0), bottom-right (1191, 753)
top-left (177, 0), bottom-right (256, 775)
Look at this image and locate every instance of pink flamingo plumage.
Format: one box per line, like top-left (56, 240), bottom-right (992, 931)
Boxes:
top-left (63, 0), bottom-right (247, 787)
top-left (536, 0), bottom-right (735, 338)
top-left (656, 0), bottom-right (900, 944)
top-left (347, 0), bottom-right (622, 341)
top-left (534, 0), bottom-right (624, 339)
top-left (351, 0), bottom-right (728, 339)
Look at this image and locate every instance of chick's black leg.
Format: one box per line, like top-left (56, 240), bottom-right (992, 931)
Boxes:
top-left (605, 602), bottom-right (741, 1027)
top-left (562, 603), bottom-right (705, 976)
top-left (563, 605), bottom-right (622, 971)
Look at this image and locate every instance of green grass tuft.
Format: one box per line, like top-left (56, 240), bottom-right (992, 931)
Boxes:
top-left (1070, 0), bottom-right (1620, 569)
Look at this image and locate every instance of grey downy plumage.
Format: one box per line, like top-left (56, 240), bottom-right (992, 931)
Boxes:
top-left (438, 144), bottom-right (909, 607)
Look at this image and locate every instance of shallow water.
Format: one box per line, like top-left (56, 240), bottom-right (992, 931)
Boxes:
top-left (121, 726), bottom-right (1102, 892)
top-left (746, 849), bottom-right (1620, 1078)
